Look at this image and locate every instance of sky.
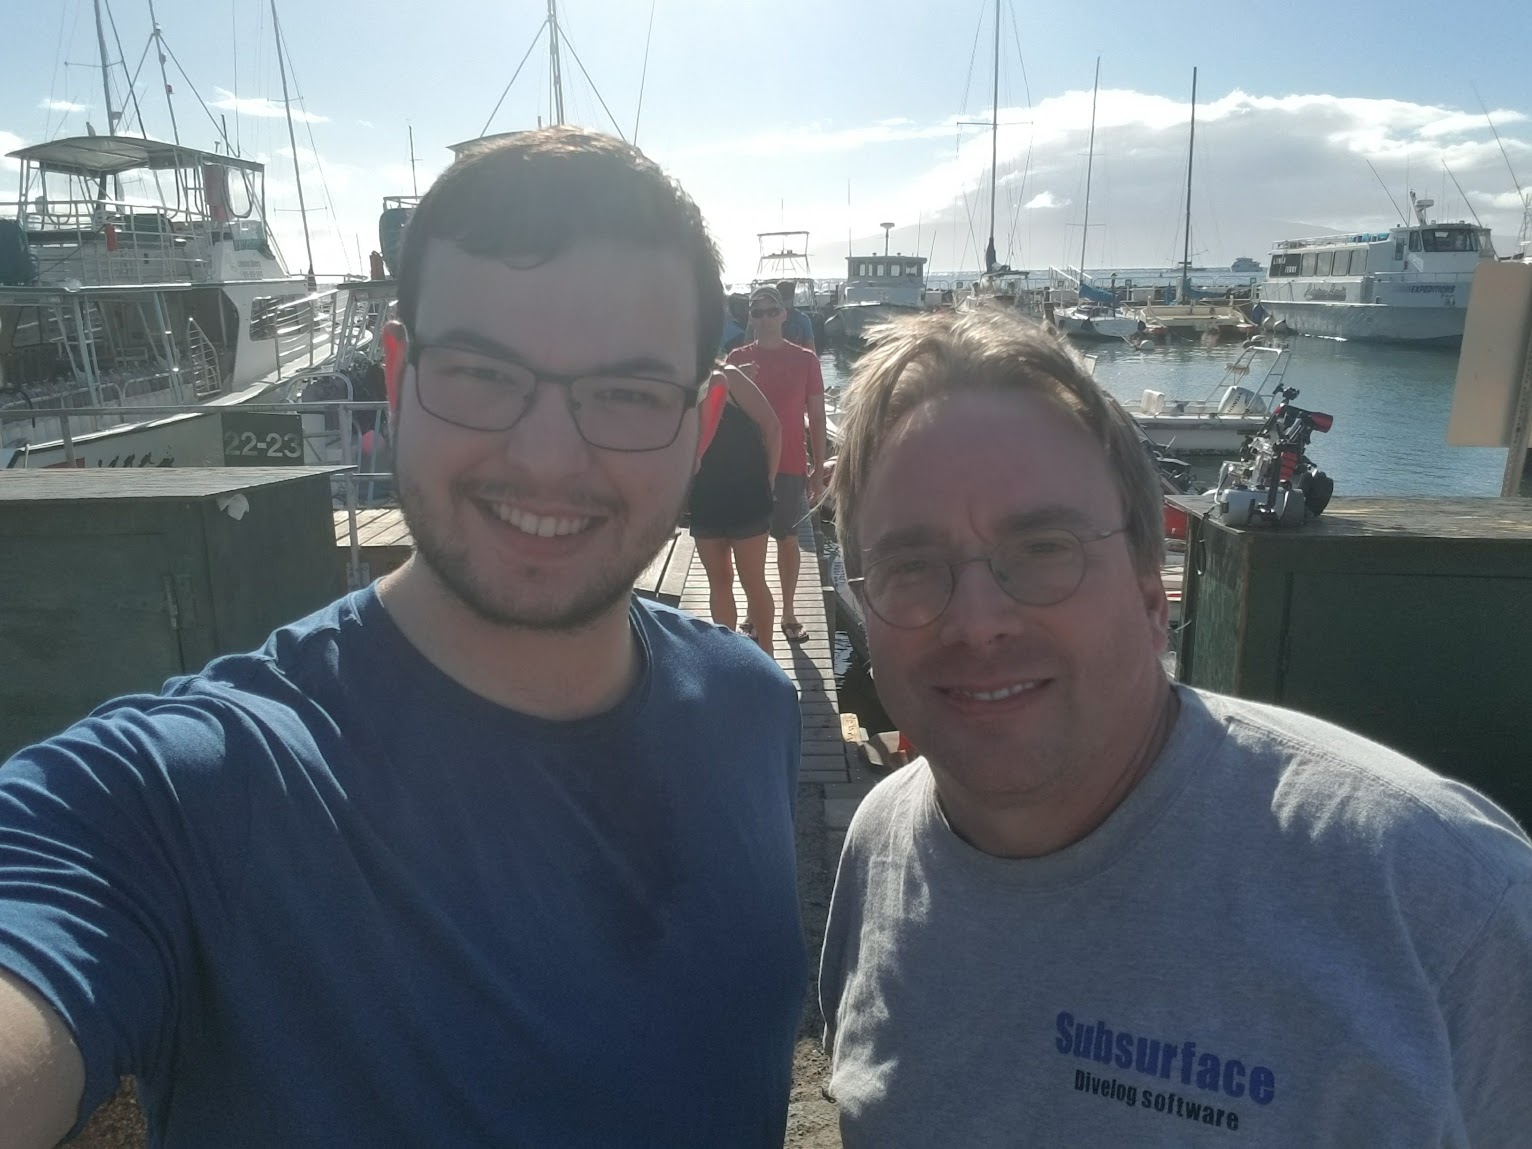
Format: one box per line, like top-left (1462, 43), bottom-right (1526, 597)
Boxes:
top-left (4, 0), bottom-right (1531, 284)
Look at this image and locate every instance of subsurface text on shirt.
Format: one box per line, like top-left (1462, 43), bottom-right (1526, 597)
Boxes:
top-left (1055, 1010), bottom-right (1277, 1105)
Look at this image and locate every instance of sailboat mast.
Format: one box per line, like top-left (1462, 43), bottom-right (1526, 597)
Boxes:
top-left (92, 0), bottom-right (121, 134)
top-left (147, 0), bottom-right (182, 146)
top-left (1180, 67), bottom-right (1197, 304)
top-left (548, 0), bottom-right (566, 126)
top-left (1079, 57), bottom-right (1099, 281)
top-left (987, 0), bottom-right (1000, 268)
top-left (272, 0), bottom-right (315, 284)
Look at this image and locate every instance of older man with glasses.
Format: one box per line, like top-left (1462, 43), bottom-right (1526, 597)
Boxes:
top-left (818, 308), bottom-right (1532, 1148)
top-left (0, 129), bottom-right (807, 1148)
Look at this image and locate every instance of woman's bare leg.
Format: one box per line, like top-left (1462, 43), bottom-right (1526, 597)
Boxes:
top-left (696, 537), bottom-right (739, 629)
top-left (732, 534), bottom-right (775, 657)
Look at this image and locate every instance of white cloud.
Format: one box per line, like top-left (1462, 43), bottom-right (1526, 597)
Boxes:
top-left (38, 99), bottom-right (88, 113)
top-left (0, 130), bottom-right (24, 173)
top-left (210, 87), bottom-right (328, 124)
top-left (673, 118), bottom-right (953, 159)
top-left (1023, 191), bottom-right (1064, 210)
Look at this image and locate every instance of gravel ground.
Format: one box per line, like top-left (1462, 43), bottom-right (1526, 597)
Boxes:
top-left (65, 779), bottom-right (845, 1149)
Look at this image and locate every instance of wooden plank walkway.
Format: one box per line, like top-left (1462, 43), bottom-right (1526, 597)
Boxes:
top-left (675, 514), bottom-right (877, 863)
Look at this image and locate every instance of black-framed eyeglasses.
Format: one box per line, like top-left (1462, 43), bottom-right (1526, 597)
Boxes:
top-left (405, 339), bottom-right (704, 452)
top-left (751, 307), bottom-right (782, 319)
top-left (848, 525), bottom-right (1128, 629)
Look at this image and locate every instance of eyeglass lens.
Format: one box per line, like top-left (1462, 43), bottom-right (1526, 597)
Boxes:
top-left (414, 345), bottom-right (691, 450)
top-left (862, 529), bottom-right (1091, 628)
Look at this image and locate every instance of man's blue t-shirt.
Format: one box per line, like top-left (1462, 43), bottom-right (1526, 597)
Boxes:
top-left (783, 307), bottom-right (815, 350)
top-left (0, 588), bottom-right (806, 1146)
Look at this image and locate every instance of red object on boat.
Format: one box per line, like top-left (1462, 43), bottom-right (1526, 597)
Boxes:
top-left (1164, 501), bottom-right (1189, 540)
top-left (1309, 411), bottom-right (1334, 433)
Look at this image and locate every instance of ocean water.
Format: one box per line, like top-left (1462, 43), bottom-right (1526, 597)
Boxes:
top-left (822, 336), bottom-right (1509, 498)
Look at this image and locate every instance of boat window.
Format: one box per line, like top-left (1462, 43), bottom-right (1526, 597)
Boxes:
top-left (1269, 253), bottom-right (1301, 277)
top-left (876, 263), bottom-right (885, 277)
top-left (1301, 252), bottom-right (1317, 276)
top-left (1421, 228), bottom-right (1472, 252)
top-left (889, 263), bottom-right (901, 276)
top-left (1332, 250), bottom-right (1351, 276)
top-left (1350, 248), bottom-right (1368, 274)
top-left (857, 262), bottom-right (869, 277)
top-left (1408, 230), bottom-right (1421, 252)
top-left (1394, 241), bottom-right (1405, 261)
top-left (1315, 250), bottom-right (1334, 276)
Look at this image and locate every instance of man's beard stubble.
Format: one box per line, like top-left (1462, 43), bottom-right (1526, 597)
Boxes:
top-left (395, 440), bottom-right (685, 634)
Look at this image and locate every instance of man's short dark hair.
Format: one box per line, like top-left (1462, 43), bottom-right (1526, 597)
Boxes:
top-left (396, 127), bottom-right (724, 382)
top-left (775, 280), bottom-right (797, 307)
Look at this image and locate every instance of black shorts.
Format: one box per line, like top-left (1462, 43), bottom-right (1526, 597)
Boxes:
top-left (690, 516), bottom-right (770, 541)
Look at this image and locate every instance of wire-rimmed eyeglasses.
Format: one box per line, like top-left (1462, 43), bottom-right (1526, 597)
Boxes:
top-left (848, 525), bottom-right (1129, 629)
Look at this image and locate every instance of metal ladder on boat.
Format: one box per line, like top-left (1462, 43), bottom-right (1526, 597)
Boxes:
top-left (183, 318), bottom-right (222, 398)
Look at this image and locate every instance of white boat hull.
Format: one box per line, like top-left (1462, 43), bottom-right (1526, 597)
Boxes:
top-left (1056, 309), bottom-right (1139, 341)
top-left (1132, 413), bottom-right (1263, 456)
top-left (830, 301), bottom-right (920, 344)
top-left (1259, 299), bottom-right (1465, 345)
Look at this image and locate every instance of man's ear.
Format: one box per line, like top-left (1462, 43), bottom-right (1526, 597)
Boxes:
top-left (382, 320), bottom-right (409, 414)
top-left (1141, 566), bottom-right (1171, 655)
top-left (694, 370), bottom-right (727, 470)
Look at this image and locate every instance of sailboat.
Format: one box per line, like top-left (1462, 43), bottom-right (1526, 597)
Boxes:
top-left (1052, 60), bottom-right (1140, 343)
top-left (1130, 68), bottom-right (1255, 344)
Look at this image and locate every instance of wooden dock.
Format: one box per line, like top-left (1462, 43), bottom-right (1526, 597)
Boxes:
top-left (675, 514), bottom-right (877, 862)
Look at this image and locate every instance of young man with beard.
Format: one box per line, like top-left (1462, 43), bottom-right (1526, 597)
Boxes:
top-left (819, 308), bottom-right (1532, 1147)
top-left (0, 129), bottom-right (807, 1148)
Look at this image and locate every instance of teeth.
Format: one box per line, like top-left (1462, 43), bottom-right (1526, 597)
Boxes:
top-left (956, 681), bottom-right (1040, 702)
top-left (489, 503), bottom-right (591, 538)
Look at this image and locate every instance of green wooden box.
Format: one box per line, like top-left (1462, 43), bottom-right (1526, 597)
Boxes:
top-left (0, 467), bottom-right (346, 760)
top-left (1172, 495), bottom-right (1532, 828)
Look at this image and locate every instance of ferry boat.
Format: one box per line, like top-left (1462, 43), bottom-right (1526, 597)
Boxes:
top-left (1257, 194), bottom-right (1495, 346)
top-left (1230, 256), bottom-right (1262, 274)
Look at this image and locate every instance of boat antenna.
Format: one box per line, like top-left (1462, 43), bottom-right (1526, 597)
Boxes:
top-left (633, 0), bottom-right (656, 146)
top-left (547, 0), bottom-right (565, 125)
top-left (272, 0), bottom-right (315, 286)
top-left (1441, 161), bottom-right (1483, 227)
top-left (92, 0), bottom-right (122, 134)
top-left (985, 0), bottom-right (999, 273)
top-left (1474, 85), bottom-right (1525, 202)
top-left (1179, 67), bottom-right (1196, 305)
top-left (408, 124), bottom-right (419, 196)
top-left (147, 0), bottom-right (182, 146)
top-left (1364, 159), bottom-right (1407, 225)
top-left (1079, 56), bottom-right (1100, 283)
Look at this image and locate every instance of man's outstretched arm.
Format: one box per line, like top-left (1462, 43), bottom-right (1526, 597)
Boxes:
top-left (0, 966), bottom-right (84, 1149)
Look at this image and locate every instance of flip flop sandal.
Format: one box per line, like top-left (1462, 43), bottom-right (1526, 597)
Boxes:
top-left (739, 621), bottom-right (758, 640)
top-left (781, 622), bottom-right (809, 643)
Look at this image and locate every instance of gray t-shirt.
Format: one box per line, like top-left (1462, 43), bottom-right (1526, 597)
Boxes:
top-left (821, 687), bottom-right (1532, 1147)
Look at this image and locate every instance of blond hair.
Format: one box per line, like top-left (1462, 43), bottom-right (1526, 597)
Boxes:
top-left (830, 307), bottom-right (1165, 578)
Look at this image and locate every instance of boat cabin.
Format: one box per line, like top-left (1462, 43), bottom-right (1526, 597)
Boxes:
top-left (841, 254), bottom-right (926, 307)
top-left (3, 136), bottom-right (283, 289)
top-left (1266, 223), bottom-right (1495, 281)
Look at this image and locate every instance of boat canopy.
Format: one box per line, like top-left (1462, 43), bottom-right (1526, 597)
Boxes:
top-left (6, 136), bottom-right (264, 179)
